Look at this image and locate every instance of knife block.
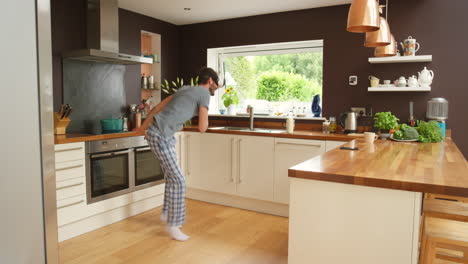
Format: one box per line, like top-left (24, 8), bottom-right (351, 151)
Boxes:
top-left (54, 112), bottom-right (71, 135)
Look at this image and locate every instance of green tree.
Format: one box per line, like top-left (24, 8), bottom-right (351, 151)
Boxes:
top-left (253, 53), bottom-right (323, 85)
top-left (224, 57), bottom-right (257, 98)
top-left (256, 71), bottom-right (321, 102)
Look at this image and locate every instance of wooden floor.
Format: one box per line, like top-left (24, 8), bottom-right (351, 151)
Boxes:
top-left (59, 199), bottom-right (289, 264)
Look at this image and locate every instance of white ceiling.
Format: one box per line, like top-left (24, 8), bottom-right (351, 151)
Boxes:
top-left (118, 0), bottom-right (352, 25)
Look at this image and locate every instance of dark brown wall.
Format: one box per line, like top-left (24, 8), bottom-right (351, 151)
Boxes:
top-left (119, 9), bottom-right (179, 103)
top-left (178, 0), bottom-right (468, 157)
top-left (51, 0), bottom-right (87, 110)
top-left (51, 1), bottom-right (179, 110)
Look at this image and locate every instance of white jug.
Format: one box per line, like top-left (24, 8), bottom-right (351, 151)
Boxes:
top-left (418, 67), bottom-right (434, 87)
top-left (408, 75), bottom-right (418, 87)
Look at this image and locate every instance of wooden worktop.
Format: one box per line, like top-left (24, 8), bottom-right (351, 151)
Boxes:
top-left (183, 126), bottom-right (359, 141)
top-left (289, 138), bottom-right (468, 197)
top-left (55, 127), bottom-right (359, 144)
top-left (54, 131), bottom-right (142, 144)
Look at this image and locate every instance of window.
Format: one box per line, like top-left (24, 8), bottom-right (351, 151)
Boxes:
top-left (207, 40), bottom-right (323, 118)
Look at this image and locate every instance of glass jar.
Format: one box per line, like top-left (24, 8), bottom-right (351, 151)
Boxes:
top-left (322, 120), bottom-right (330, 134)
top-left (329, 117), bottom-right (337, 133)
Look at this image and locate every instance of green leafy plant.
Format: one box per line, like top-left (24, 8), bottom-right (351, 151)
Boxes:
top-left (417, 121), bottom-right (442, 143)
top-left (161, 76), bottom-right (199, 95)
top-left (256, 71), bottom-right (321, 102)
top-left (373, 112), bottom-right (399, 131)
top-left (222, 85), bottom-right (240, 108)
top-left (394, 124), bottom-right (419, 140)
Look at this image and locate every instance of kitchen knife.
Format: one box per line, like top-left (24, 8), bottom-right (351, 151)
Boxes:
top-left (58, 104), bottom-right (65, 118)
top-left (64, 107), bottom-right (73, 118)
top-left (59, 105), bottom-right (67, 119)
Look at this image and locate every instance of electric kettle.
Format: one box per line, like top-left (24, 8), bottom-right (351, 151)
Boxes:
top-left (340, 111), bottom-right (358, 134)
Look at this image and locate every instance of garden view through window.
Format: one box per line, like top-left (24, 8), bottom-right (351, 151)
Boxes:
top-left (214, 44), bottom-right (323, 117)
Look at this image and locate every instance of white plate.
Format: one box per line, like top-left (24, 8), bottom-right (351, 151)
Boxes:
top-left (389, 134), bottom-right (419, 142)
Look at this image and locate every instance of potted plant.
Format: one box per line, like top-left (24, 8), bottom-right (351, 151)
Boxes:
top-left (373, 112), bottom-right (399, 139)
top-left (161, 76), bottom-right (199, 95)
top-left (222, 85), bottom-right (239, 115)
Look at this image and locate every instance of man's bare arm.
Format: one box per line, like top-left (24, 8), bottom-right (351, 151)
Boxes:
top-left (137, 95), bottom-right (173, 134)
top-left (198, 106), bottom-right (209, 132)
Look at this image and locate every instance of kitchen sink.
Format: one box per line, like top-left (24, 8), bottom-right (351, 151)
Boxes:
top-left (208, 127), bottom-right (285, 134)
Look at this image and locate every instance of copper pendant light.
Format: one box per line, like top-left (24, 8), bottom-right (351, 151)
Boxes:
top-left (347, 0), bottom-right (380, 33)
top-left (364, 16), bottom-right (391, 47)
top-left (374, 34), bottom-right (396, 57)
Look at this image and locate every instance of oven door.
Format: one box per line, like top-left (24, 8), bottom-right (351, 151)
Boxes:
top-left (87, 149), bottom-right (134, 203)
top-left (134, 146), bottom-right (164, 190)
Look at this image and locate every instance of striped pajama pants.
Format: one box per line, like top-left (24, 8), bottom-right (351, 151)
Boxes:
top-left (146, 128), bottom-right (186, 227)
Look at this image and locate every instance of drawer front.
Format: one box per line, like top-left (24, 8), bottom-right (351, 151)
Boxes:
top-left (57, 194), bottom-right (87, 227)
top-left (55, 143), bottom-right (85, 163)
top-left (56, 177), bottom-right (85, 201)
top-left (56, 160), bottom-right (85, 182)
top-left (57, 194), bottom-right (86, 210)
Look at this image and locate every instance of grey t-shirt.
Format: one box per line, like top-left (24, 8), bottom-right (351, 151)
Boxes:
top-left (152, 85), bottom-right (210, 138)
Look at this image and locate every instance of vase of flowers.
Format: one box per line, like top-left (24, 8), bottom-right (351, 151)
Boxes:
top-left (222, 85), bottom-right (239, 116)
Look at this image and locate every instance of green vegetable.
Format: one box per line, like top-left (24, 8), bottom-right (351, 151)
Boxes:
top-left (393, 130), bottom-right (404, 140)
top-left (374, 112), bottom-right (399, 131)
top-left (399, 123), bottom-right (409, 132)
top-left (417, 121), bottom-right (442, 143)
top-left (403, 127), bottom-right (419, 140)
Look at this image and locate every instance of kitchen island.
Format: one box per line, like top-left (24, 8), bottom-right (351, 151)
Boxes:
top-left (288, 138), bottom-right (468, 264)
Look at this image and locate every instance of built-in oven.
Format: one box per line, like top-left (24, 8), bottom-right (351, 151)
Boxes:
top-left (86, 136), bottom-right (163, 204)
top-left (134, 137), bottom-right (165, 190)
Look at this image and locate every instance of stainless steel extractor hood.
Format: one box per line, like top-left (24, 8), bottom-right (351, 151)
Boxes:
top-left (62, 0), bottom-right (152, 65)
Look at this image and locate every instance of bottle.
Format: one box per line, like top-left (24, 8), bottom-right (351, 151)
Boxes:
top-left (329, 117), bottom-right (337, 133)
top-left (286, 117), bottom-right (295, 134)
top-left (123, 117), bottom-right (129, 132)
top-left (322, 120), bottom-right (330, 134)
top-left (135, 112), bottom-right (142, 128)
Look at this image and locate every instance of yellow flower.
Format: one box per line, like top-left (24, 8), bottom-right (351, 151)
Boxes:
top-left (225, 87), bottom-right (232, 94)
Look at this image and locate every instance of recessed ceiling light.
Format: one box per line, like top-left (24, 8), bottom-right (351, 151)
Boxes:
top-left (184, 8), bottom-right (191, 11)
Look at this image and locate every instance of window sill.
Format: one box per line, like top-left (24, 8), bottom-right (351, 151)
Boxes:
top-left (208, 114), bottom-right (326, 121)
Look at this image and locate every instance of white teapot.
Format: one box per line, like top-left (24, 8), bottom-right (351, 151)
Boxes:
top-left (408, 75), bottom-right (418, 87)
top-left (418, 67), bottom-right (434, 87)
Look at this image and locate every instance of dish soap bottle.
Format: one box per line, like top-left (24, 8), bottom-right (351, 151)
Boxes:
top-left (286, 117), bottom-right (295, 134)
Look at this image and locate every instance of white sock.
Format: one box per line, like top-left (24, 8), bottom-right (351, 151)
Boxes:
top-left (160, 212), bottom-right (167, 223)
top-left (165, 226), bottom-right (190, 241)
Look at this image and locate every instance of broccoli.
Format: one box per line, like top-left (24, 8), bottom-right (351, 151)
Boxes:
top-left (399, 124), bottom-right (410, 132)
top-left (402, 127), bottom-right (419, 140)
top-left (393, 130), bottom-right (404, 140)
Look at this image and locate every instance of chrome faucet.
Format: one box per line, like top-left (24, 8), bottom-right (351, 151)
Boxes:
top-left (248, 106), bottom-right (254, 130)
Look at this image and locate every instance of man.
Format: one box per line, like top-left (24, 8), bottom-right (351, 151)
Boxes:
top-left (138, 67), bottom-right (220, 241)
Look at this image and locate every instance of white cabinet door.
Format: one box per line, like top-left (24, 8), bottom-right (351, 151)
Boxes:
top-left (325, 140), bottom-right (347, 152)
top-left (197, 133), bottom-right (237, 195)
top-left (183, 132), bottom-right (202, 188)
top-left (274, 138), bottom-right (325, 204)
top-left (236, 135), bottom-right (275, 201)
top-left (175, 132), bottom-right (184, 170)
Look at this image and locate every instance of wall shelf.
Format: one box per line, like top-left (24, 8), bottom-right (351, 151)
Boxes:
top-left (368, 86), bottom-right (431, 92)
top-left (368, 55), bottom-right (432, 64)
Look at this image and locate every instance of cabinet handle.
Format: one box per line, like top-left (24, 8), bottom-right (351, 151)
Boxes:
top-left (55, 147), bottom-right (83, 153)
top-left (230, 138), bottom-right (235, 183)
top-left (185, 135), bottom-right (191, 176)
top-left (56, 182), bottom-right (84, 190)
top-left (55, 164), bottom-right (83, 171)
top-left (238, 139), bottom-right (242, 184)
top-left (57, 200), bottom-right (84, 209)
top-left (276, 142), bottom-right (322, 148)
